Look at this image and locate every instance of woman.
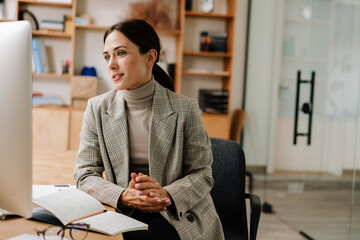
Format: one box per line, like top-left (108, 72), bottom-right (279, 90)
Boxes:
top-left (73, 19), bottom-right (224, 240)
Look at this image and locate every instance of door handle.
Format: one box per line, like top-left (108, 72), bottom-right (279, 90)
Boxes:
top-left (293, 71), bottom-right (315, 145)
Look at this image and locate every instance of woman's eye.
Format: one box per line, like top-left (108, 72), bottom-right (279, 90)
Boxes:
top-left (117, 50), bottom-right (126, 56)
top-left (104, 55), bottom-right (110, 61)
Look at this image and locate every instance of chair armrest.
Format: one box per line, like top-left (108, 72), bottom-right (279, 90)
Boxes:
top-left (245, 193), bottom-right (261, 240)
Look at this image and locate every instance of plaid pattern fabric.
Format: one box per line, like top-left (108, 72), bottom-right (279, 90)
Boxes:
top-left (73, 82), bottom-right (224, 240)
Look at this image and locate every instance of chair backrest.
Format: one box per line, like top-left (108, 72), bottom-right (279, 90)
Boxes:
top-left (210, 137), bottom-right (248, 240)
top-left (230, 109), bottom-right (246, 142)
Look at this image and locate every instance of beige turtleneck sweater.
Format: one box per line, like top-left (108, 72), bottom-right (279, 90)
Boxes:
top-left (123, 78), bottom-right (154, 176)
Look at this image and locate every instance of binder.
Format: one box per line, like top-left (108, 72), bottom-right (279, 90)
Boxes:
top-left (37, 39), bottom-right (49, 73)
top-left (32, 39), bottom-right (43, 74)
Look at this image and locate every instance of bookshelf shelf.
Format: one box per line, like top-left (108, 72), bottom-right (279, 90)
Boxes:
top-left (75, 24), bottom-right (181, 36)
top-left (185, 11), bottom-right (234, 19)
top-left (33, 105), bottom-right (70, 110)
top-left (201, 112), bottom-right (228, 117)
top-left (0, 19), bottom-right (15, 22)
top-left (183, 50), bottom-right (231, 58)
top-left (33, 73), bottom-right (70, 78)
top-left (18, 0), bottom-right (73, 8)
top-left (32, 30), bottom-right (72, 38)
top-left (75, 24), bottom-right (107, 30)
top-left (182, 70), bottom-right (230, 77)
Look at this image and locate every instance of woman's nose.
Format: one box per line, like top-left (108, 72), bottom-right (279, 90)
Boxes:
top-left (108, 58), bottom-right (118, 70)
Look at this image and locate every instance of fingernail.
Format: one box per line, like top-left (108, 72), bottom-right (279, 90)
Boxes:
top-left (157, 199), bottom-right (161, 203)
top-left (136, 177), bottom-right (140, 181)
top-left (135, 183), bottom-right (140, 188)
top-left (149, 192), bottom-right (155, 197)
top-left (165, 200), bottom-right (171, 205)
top-left (138, 191), bottom-right (142, 195)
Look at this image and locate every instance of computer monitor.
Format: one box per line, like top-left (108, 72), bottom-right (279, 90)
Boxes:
top-left (0, 21), bottom-right (32, 218)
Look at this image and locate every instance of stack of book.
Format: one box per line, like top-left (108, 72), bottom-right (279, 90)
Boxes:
top-left (32, 39), bottom-right (49, 74)
top-left (199, 89), bottom-right (229, 114)
top-left (41, 19), bottom-right (64, 32)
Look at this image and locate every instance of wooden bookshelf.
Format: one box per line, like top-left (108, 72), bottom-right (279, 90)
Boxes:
top-left (178, 0), bottom-right (237, 139)
top-left (17, 0), bottom-right (73, 8)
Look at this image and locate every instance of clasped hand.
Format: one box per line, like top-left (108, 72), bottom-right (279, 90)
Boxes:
top-left (120, 173), bottom-right (172, 213)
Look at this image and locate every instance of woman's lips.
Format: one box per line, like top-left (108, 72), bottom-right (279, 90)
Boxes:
top-left (112, 73), bottom-right (124, 81)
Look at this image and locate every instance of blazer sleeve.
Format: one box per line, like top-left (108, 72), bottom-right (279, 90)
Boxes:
top-left (73, 99), bottom-right (124, 208)
top-left (163, 100), bottom-right (214, 220)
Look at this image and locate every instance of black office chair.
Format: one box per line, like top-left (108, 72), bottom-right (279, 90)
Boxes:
top-left (210, 137), bottom-right (261, 240)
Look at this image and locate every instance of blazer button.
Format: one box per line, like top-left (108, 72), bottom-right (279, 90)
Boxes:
top-left (187, 214), bottom-right (194, 222)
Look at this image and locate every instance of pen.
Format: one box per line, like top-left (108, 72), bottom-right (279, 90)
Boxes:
top-left (70, 209), bottom-right (107, 223)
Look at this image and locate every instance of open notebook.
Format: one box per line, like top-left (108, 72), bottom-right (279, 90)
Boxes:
top-left (32, 188), bottom-right (148, 236)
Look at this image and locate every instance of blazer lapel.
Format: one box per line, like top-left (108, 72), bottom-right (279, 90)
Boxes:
top-left (102, 90), bottom-right (130, 187)
top-left (149, 83), bottom-right (178, 184)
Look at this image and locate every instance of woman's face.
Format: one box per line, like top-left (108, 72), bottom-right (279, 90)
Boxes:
top-left (103, 30), bottom-right (156, 90)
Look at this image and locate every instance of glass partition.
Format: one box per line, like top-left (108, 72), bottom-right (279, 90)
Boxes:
top-left (244, 0), bottom-right (360, 239)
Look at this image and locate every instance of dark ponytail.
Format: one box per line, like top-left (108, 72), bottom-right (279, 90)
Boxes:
top-left (104, 19), bottom-right (174, 92)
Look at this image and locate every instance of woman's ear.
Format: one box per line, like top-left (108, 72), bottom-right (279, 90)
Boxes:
top-left (146, 49), bottom-right (158, 67)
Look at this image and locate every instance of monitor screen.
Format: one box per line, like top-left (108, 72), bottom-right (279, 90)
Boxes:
top-left (0, 21), bottom-right (32, 218)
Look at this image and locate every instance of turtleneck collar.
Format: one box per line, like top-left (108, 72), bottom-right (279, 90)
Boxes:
top-left (123, 76), bottom-right (155, 108)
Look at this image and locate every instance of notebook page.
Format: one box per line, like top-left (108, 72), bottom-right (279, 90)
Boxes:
top-left (33, 188), bottom-right (105, 225)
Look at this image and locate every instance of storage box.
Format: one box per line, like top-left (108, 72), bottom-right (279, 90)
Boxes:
top-left (71, 75), bottom-right (98, 99)
top-left (72, 98), bottom-right (88, 109)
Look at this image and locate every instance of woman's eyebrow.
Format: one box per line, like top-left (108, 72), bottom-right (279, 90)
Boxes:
top-left (102, 46), bottom-right (127, 55)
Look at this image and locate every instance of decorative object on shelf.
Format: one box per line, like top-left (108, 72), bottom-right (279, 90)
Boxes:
top-left (129, 0), bottom-right (173, 31)
top-left (19, 10), bottom-right (39, 30)
top-left (199, 89), bottom-right (229, 114)
top-left (75, 14), bottom-right (91, 25)
top-left (200, 0), bottom-right (214, 13)
top-left (62, 59), bottom-right (71, 74)
top-left (200, 31), bottom-right (211, 51)
top-left (185, 0), bottom-right (192, 11)
top-left (200, 31), bottom-right (227, 53)
top-left (81, 66), bottom-right (97, 77)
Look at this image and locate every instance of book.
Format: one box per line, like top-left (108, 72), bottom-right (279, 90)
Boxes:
top-left (32, 188), bottom-right (148, 236)
top-left (63, 15), bottom-right (73, 34)
top-left (0, 0), bottom-right (4, 19)
top-left (32, 96), bottom-right (63, 106)
top-left (37, 39), bottom-right (49, 73)
top-left (32, 39), bottom-right (43, 74)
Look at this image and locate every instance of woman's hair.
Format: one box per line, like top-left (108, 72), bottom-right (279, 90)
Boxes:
top-left (104, 19), bottom-right (174, 92)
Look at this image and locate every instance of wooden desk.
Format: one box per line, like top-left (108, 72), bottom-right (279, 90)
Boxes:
top-left (0, 150), bottom-right (124, 240)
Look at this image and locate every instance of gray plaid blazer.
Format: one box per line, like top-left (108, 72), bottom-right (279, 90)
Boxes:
top-left (74, 81), bottom-right (224, 239)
